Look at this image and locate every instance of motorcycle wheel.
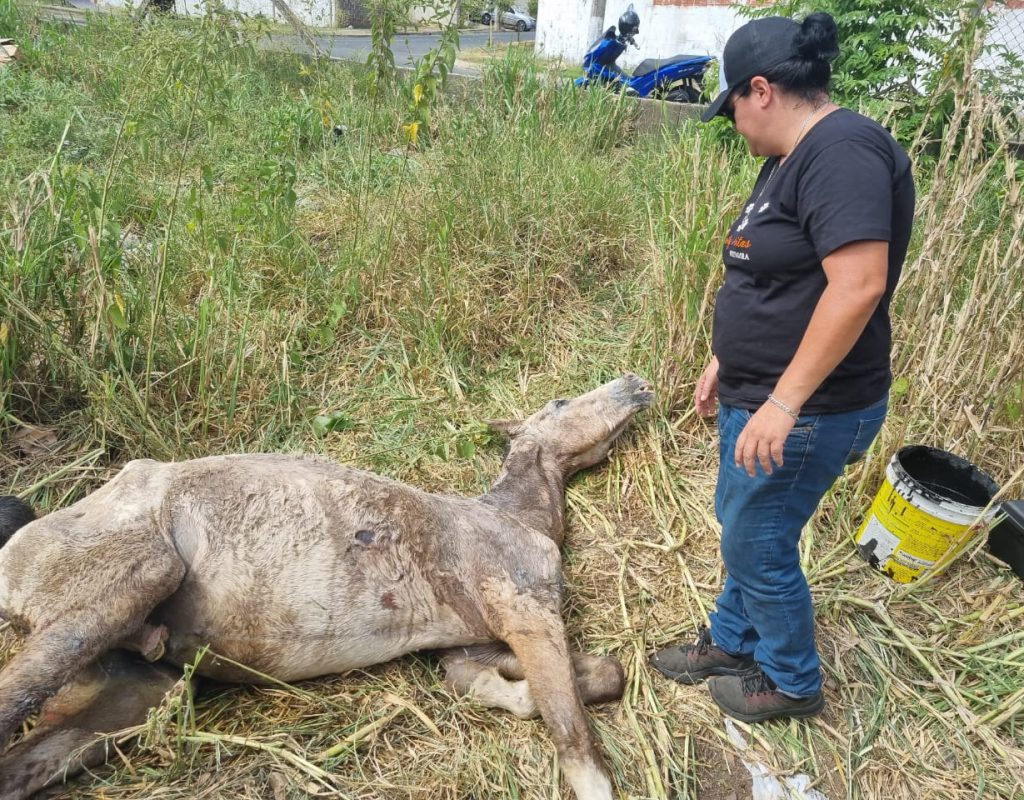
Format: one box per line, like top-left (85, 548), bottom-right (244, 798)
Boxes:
top-left (662, 84), bottom-right (701, 104)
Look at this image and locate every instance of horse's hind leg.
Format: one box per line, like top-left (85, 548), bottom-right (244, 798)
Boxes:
top-left (0, 650), bottom-right (182, 800)
top-left (116, 622), bottom-right (170, 662)
top-left (443, 655), bottom-right (538, 718)
top-left (442, 645), bottom-right (625, 718)
top-left (0, 527), bottom-right (185, 750)
top-left (569, 651), bottom-right (625, 705)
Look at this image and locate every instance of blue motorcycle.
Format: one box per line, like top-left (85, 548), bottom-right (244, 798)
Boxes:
top-left (575, 6), bottom-right (712, 104)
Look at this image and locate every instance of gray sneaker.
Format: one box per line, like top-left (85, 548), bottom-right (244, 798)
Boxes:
top-left (650, 625), bottom-right (755, 685)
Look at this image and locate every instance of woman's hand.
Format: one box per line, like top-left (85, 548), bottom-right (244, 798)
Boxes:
top-left (734, 402), bottom-right (795, 476)
top-left (695, 356), bottom-right (720, 417)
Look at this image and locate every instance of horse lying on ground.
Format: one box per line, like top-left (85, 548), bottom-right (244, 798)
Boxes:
top-left (0, 373), bottom-right (654, 800)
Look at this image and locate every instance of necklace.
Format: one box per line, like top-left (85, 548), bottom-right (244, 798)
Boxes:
top-left (734, 100), bottom-right (828, 234)
top-left (787, 99), bottom-right (828, 159)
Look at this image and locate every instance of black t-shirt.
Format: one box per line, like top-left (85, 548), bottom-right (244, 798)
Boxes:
top-left (713, 108), bottom-right (915, 414)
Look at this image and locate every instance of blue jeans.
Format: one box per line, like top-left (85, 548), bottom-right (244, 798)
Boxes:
top-left (708, 396), bottom-right (888, 697)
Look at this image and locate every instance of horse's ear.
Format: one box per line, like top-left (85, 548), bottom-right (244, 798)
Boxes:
top-left (487, 419), bottom-right (525, 438)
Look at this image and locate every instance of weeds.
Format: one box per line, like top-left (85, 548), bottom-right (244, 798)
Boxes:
top-left (1, 7), bottom-right (1023, 800)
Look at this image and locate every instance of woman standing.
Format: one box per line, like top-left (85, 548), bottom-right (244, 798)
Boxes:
top-left (651, 13), bottom-right (915, 722)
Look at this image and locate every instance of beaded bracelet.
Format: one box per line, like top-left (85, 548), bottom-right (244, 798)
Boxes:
top-left (767, 393), bottom-right (800, 420)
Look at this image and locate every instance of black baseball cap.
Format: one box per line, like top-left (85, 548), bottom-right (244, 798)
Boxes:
top-left (702, 17), bottom-right (801, 123)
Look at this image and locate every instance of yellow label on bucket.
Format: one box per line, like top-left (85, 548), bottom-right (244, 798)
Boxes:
top-left (856, 476), bottom-right (975, 583)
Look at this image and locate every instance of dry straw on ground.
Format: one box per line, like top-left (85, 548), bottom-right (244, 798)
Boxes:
top-left (1, 17), bottom-right (1023, 800)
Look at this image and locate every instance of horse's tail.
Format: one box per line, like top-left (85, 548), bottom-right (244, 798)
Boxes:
top-left (0, 496), bottom-right (35, 549)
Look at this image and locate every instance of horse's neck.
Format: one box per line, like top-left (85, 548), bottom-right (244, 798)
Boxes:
top-left (479, 439), bottom-right (566, 544)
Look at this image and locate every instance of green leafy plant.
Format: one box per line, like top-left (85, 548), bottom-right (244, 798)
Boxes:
top-left (401, 4), bottom-right (460, 147)
top-left (746, 0), bottom-right (1019, 143)
top-left (1, 8), bottom-right (1023, 799)
top-left (366, 0), bottom-right (410, 95)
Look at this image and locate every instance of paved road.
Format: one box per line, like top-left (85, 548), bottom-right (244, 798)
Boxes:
top-left (268, 29), bottom-right (536, 75)
top-left (35, 6), bottom-right (534, 76)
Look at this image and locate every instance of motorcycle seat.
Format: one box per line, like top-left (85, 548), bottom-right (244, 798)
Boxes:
top-left (632, 54), bottom-right (708, 78)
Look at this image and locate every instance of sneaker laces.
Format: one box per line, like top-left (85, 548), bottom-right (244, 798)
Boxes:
top-left (740, 666), bottom-right (778, 696)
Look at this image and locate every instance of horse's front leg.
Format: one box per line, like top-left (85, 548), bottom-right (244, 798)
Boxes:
top-left (488, 595), bottom-right (614, 800)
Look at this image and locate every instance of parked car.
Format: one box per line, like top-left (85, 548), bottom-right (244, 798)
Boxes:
top-left (477, 7), bottom-right (536, 32)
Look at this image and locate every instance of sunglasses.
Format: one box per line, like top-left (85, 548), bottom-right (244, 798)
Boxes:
top-left (722, 81), bottom-right (752, 125)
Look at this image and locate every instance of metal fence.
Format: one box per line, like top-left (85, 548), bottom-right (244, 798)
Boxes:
top-left (980, 3), bottom-right (1024, 111)
top-left (988, 2), bottom-right (1024, 54)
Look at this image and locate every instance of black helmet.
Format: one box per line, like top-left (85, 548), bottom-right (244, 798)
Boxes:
top-left (618, 5), bottom-right (639, 37)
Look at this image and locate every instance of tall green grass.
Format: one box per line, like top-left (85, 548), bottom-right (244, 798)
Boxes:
top-left (1, 7), bottom-right (1023, 799)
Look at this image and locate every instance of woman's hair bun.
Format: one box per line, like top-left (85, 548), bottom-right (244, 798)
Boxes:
top-left (795, 11), bottom-right (840, 63)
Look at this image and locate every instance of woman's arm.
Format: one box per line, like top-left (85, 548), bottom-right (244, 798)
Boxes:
top-left (734, 239), bottom-right (889, 476)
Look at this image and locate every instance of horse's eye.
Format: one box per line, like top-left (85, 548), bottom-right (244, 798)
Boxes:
top-left (553, 399), bottom-right (569, 408)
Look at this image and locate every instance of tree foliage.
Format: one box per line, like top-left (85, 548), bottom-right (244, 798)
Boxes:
top-left (746, 0), bottom-right (1021, 143)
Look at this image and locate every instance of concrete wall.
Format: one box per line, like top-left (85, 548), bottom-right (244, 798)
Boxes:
top-left (630, 4), bottom-right (736, 68)
top-left (537, 0), bottom-right (744, 69)
top-left (112, 0), bottom-right (457, 27)
top-left (536, 0), bottom-right (606, 67)
top-left (409, 3), bottom-right (457, 26)
top-left (98, 0), bottom-right (336, 25)
top-left (97, 0), bottom-right (454, 27)
top-left (537, 0), bottom-right (1024, 77)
